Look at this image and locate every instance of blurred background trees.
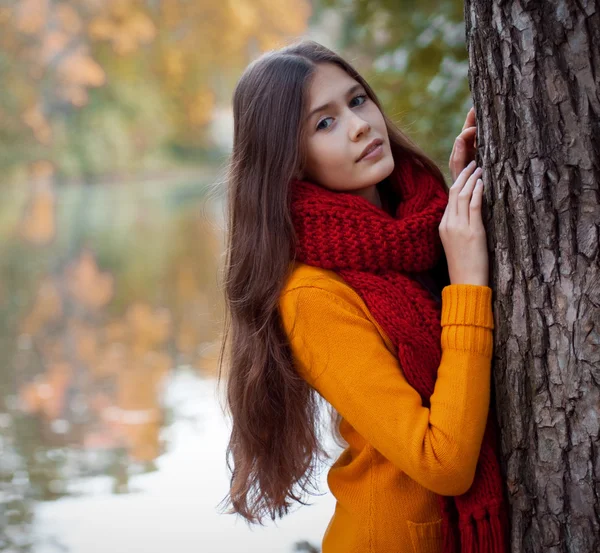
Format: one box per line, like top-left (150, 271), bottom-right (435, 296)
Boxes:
top-left (0, 0), bottom-right (311, 182)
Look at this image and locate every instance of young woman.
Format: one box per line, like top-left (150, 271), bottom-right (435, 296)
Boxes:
top-left (217, 40), bottom-right (508, 553)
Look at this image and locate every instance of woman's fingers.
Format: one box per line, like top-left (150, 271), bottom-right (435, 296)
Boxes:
top-left (445, 161), bottom-right (479, 224)
top-left (444, 162), bottom-right (472, 227)
top-left (469, 178), bottom-right (484, 230)
top-left (448, 107), bottom-right (477, 181)
top-left (462, 106), bottom-right (476, 131)
top-left (449, 126), bottom-right (477, 181)
top-left (457, 165), bottom-right (482, 223)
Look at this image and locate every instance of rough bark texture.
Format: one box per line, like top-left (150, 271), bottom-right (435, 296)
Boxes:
top-left (464, 1), bottom-right (600, 552)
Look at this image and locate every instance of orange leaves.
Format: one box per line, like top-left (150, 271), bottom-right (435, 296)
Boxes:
top-left (19, 362), bottom-right (72, 420)
top-left (65, 250), bottom-right (115, 310)
top-left (71, 321), bottom-right (100, 366)
top-left (21, 278), bottom-right (63, 336)
top-left (56, 3), bottom-right (82, 34)
top-left (126, 303), bottom-right (171, 353)
top-left (11, 190), bottom-right (225, 462)
top-left (23, 104), bottom-right (52, 144)
top-left (11, 0), bottom-right (106, 118)
top-left (4, 0), bottom-right (314, 167)
top-left (89, 2), bottom-right (156, 55)
top-left (57, 46), bottom-right (106, 106)
top-left (19, 161), bottom-right (57, 244)
top-left (15, 0), bottom-right (49, 35)
top-left (16, 246), bottom-right (175, 462)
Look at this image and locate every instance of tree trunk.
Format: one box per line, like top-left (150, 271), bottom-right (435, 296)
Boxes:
top-left (464, 1), bottom-right (600, 552)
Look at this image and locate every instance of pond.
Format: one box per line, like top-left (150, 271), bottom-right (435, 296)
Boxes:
top-left (31, 368), bottom-right (338, 553)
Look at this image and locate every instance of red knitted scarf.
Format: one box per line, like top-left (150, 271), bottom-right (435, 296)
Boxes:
top-left (290, 156), bottom-right (508, 553)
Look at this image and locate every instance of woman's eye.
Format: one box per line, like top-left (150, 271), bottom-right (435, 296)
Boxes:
top-left (315, 95), bottom-right (367, 131)
top-left (316, 117), bottom-right (333, 131)
top-left (351, 94), bottom-right (367, 107)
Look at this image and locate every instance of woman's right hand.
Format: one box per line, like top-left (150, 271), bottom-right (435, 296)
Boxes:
top-left (439, 160), bottom-right (489, 287)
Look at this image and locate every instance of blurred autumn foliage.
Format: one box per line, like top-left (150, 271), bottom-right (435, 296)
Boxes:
top-left (6, 179), bottom-right (223, 460)
top-left (0, 0), bottom-right (311, 182)
top-left (0, 0), bottom-right (312, 468)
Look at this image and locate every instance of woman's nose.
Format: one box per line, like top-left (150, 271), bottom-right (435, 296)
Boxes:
top-left (349, 114), bottom-right (371, 140)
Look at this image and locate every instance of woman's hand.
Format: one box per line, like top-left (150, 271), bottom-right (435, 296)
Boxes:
top-left (439, 161), bottom-right (489, 287)
top-left (449, 107), bottom-right (477, 182)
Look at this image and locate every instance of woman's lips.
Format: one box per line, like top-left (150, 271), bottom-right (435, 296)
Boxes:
top-left (358, 143), bottom-right (384, 162)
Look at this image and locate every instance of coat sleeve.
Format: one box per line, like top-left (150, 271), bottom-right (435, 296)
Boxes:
top-left (278, 283), bottom-right (494, 496)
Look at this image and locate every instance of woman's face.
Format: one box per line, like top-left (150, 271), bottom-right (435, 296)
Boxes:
top-left (301, 63), bottom-right (394, 201)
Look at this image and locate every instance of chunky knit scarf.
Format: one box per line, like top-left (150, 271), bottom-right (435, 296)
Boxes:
top-left (290, 156), bottom-right (508, 553)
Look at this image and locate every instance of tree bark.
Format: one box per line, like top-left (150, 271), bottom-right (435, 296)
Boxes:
top-left (464, 1), bottom-right (600, 552)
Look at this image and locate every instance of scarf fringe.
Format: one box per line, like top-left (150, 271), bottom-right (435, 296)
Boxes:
top-left (452, 503), bottom-right (506, 553)
top-left (442, 513), bottom-right (458, 553)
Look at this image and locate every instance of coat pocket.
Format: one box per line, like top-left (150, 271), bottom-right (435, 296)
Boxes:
top-left (406, 518), bottom-right (443, 553)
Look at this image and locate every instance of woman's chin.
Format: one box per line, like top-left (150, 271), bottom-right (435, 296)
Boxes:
top-left (362, 155), bottom-right (395, 184)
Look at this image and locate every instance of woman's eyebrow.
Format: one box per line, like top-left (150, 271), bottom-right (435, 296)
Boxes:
top-left (306, 83), bottom-right (364, 121)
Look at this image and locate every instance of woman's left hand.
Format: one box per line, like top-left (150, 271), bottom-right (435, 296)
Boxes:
top-left (449, 107), bottom-right (477, 182)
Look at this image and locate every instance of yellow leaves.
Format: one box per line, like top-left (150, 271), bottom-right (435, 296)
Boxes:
top-left (262, 0), bottom-right (311, 37)
top-left (160, 0), bottom-right (181, 28)
top-left (229, 0), bottom-right (259, 34)
top-left (224, 0), bottom-right (311, 53)
top-left (164, 48), bottom-right (185, 85)
top-left (89, 3), bottom-right (156, 55)
top-left (66, 250), bottom-right (114, 309)
top-left (188, 89), bottom-right (216, 128)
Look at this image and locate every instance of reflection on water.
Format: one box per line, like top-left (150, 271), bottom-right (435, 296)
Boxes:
top-left (31, 368), bottom-right (337, 553)
top-left (0, 179), bottom-right (338, 552)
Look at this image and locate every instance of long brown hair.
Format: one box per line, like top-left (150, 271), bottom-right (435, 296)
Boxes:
top-left (216, 39), bottom-right (448, 525)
